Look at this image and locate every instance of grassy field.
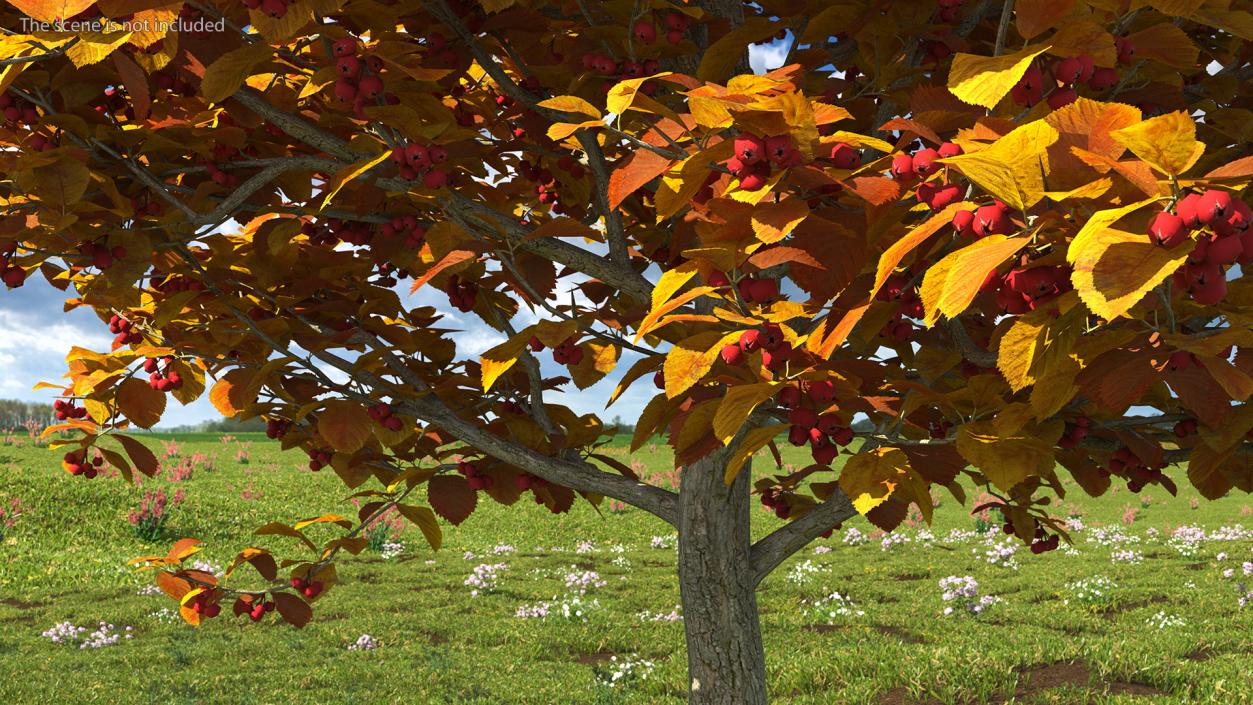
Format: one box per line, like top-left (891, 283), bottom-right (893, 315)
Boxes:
top-left (0, 431), bottom-right (1251, 705)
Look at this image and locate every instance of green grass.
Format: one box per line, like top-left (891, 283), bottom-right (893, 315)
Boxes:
top-left (0, 433), bottom-right (1251, 704)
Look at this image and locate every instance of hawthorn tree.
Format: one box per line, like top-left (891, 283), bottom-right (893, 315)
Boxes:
top-left (2, 0), bottom-right (1252, 702)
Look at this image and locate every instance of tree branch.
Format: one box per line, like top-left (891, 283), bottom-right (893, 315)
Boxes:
top-left (749, 486), bottom-right (857, 586)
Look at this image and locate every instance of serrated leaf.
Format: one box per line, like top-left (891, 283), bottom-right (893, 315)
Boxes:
top-left (751, 198), bottom-right (809, 244)
top-left (712, 383), bottom-right (776, 445)
top-left (116, 377), bottom-right (166, 429)
top-left (428, 475), bottom-right (476, 526)
top-left (1110, 111), bottom-right (1204, 177)
top-left (537, 95), bottom-right (601, 119)
top-left (318, 400), bottom-right (372, 453)
top-left (201, 42), bottom-right (274, 103)
top-left (941, 120), bottom-right (1058, 212)
top-left (947, 45), bottom-right (1052, 109)
top-left (1071, 228), bottom-right (1191, 320)
top-left (921, 235), bottom-right (1031, 325)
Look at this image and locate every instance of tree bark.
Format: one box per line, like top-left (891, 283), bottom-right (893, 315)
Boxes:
top-left (677, 454), bottom-right (767, 705)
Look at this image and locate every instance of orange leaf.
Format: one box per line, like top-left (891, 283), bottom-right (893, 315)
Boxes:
top-left (317, 400), bottom-right (372, 453)
top-left (6, 0), bottom-right (95, 22)
top-left (409, 250), bottom-right (476, 293)
top-left (116, 377), bottom-right (166, 429)
top-left (165, 538), bottom-right (204, 563)
top-left (873, 201), bottom-right (972, 297)
top-left (1015, 0), bottom-right (1076, 39)
top-left (209, 368), bottom-right (259, 417)
top-left (608, 148), bottom-right (673, 210)
top-left (750, 197), bottom-right (810, 243)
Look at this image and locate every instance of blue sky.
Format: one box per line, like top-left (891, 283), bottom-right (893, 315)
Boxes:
top-left (0, 41), bottom-right (793, 427)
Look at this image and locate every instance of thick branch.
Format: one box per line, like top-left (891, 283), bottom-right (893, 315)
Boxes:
top-left (749, 486), bottom-right (857, 586)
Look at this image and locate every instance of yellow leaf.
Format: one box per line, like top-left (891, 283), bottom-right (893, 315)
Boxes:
top-left (712, 383), bottom-right (777, 445)
top-left (637, 263), bottom-right (698, 342)
top-left (1065, 197), bottom-right (1159, 263)
top-left (320, 149), bottom-right (391, 210)
top-left (1071, 228), bottom-right (1192, 320)
top-left (724, 423), bottom-right (786, 484)
top-left (6, 0), bottom-right (95, 23)
top-left (839, 448), bottom-right (910, 516)
top-left (293, 514), bottom-right (352, 530)
top-left (697, 17), bottom-right (778, 82)
top-left (636, 286), bottom-right (716, 339)
top-left (631, 394), bottom-right (673, 452)
top-left (947, 45), bottom-right (1052, 109)
top-left (664, 331), bottom-right (736, 399)
top-left (873, 201), bottom-right (973, 296)
top-left (318, 400), bottom-right (372, 453)
top-left (1110, 111), bottom-right (1204, 176)
top-left (537, 95), bottom-right (602, 119)
top-left (921, 235), bottom-right (1031, 325)
top-left (116, 377), bottom-right (166, 429)
top-left (396, 504), bottom-right (442, 551)
top-left (65, 30), bottom-right (132, 68)
top-left (201, 42), bottom-right (274, 104)
top-left (480, 329), bottom-right (532, 392)
top-left (996, 296), bottom-right (1081, 393)
top-left (751, 197), bottom-right (810, 244)
top-left (941, 120), bottom-right (1059, 212)
top-left (569, 340), bottom-right (620, 389)
top-left (547, 120), bottom-right (605, 141)
top-left (956, 420), bottom-right (1062, 492)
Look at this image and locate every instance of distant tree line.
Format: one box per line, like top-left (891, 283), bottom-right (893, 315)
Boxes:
top-left (0, 399), bottom-right (53, 430)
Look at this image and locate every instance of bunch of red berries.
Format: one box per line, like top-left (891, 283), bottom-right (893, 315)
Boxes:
top-left (144, 356), bottom-right (184, 392)
top-left (54, 399), bottom-right (89, 421)
top-left (109, 315), bottom-right (143, 347)
top-left (368, 402), bottom-right (405, 432)
top-left (63, 449), bottom-right (104, 479)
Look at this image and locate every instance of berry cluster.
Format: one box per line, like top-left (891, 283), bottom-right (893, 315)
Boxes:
top-left (1106, 446), bottom-right (1170, 493)
top-left (236, 595), bottom-right (277, 622)
top-left (777, 380), bottom-right (852, 465)
top-left (0, 240), bottom-right (24, 289)
top-left (301, 218), bottom-right (375, 247)
top-left (1173, 417), bottom-right (1199, 438)
top-left (892, 142), bottom-right (962, 183)
top-left (992, 264), bottom-right (1073, 315)
top-left (759, 485), bottom-right (795, 519)
top-left (517, 158), bottom-right (573, 212)
top-left (144, 356), bottom-right (184, 392)
top-left (291, 575), bottom-right (325, 599)
top-left (457, 461), bottom-right (493, 490)
top-left (952, 199), bottom-right (1015, 238)
top-left (1156, 190), bottom-right (1251, 305)
top-left (63, 449), bottom-right (104, 479)
top-left (389, 141), bottom-right (450, 188)
top-left (380, 215), bottom-right (427, 248)
top-left (264, 417), bottom-right (291, 439)
top-left (368, 402), bottom-right (404, 432)
top-left (720, 325), bottom-right (795, 372)
top-left (735, 275), bottom-right (780, 304)
top-left (150, 269), bottom-right (206, 294)
top-left (108, 315), bottom-right (143, 347)
top-left (54, 399), bottom-right (89, 421)
top-left (725, 133), bottom-right (803, 191)
top-left (306, 448), bottom-right (333, 472)
top-left (25, 133), bottom-right (56, 152)
top-left (1057, 416), bottom-right (1091, 449)
top-left (0, 91), bottom-right (39, 126)
top-left (185, 590), bottom-right (222, 618)
top-left (1011, 43), bottom-right (1134, 110)
top-left (876, 272), bottom-right (924, 341)
top-left (551, 336), bottom-right (585, 365)
top-left (78, 240), bottom-right (127, 270)
top-left (444, 274), bottom-right (478, 313)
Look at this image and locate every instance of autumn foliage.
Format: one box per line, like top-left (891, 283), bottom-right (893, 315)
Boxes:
top-left (0, 0), bottom-right (1251, 700)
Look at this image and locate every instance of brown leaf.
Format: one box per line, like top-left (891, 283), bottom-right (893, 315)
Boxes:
top-left (428, 475), bottom-right (477, 526)
top-left (273, 592), bottom-right (312, 628)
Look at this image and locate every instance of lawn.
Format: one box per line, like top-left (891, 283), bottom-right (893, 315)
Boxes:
top-left (0, 432), bottom-right (1250, 705)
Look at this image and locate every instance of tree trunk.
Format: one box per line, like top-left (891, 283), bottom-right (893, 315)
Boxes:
top-left (677, 455), bottom-right (767, 705)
